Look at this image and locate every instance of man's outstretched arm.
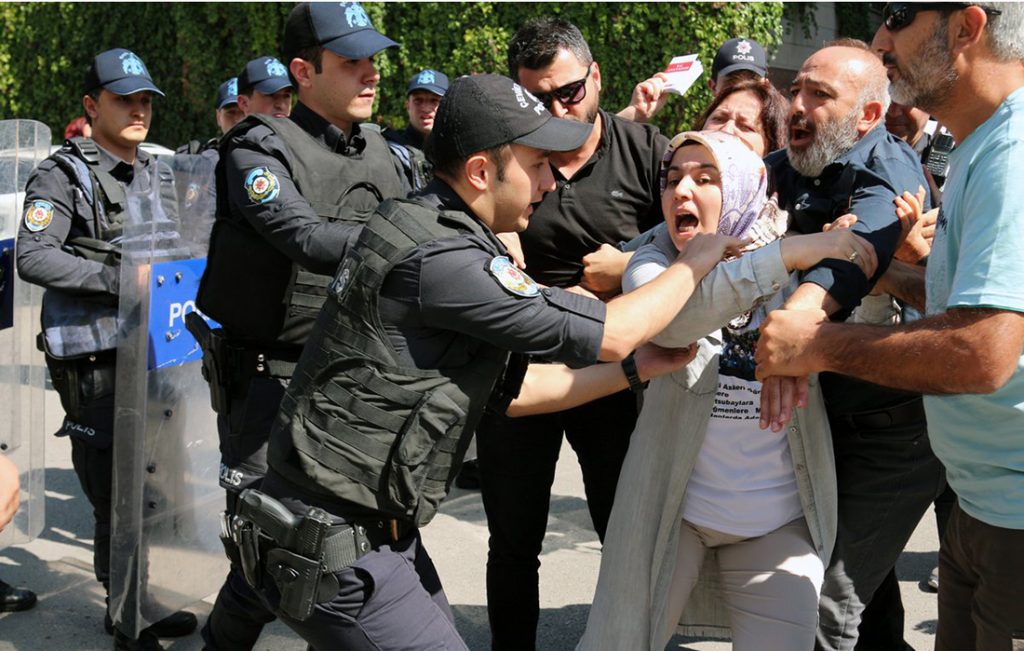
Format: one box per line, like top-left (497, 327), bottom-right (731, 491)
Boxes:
top-left (755, 306), bottom-right (1024, 395)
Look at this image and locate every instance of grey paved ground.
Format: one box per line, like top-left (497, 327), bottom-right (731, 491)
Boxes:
top-left (0, 389), bottom-right (940, 650)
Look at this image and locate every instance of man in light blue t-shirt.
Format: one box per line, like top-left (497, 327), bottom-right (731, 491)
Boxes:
top-left (754, 4), bottom-right (1024, 650)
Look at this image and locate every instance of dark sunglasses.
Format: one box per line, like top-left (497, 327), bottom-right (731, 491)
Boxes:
top-left (533, 63), bottom-right (593, 109)
top-left (883, 2), bottom-right (1001, 31)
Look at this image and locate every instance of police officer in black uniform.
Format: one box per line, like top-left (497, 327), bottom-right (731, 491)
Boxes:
top-left (177, 78), bottom-right (244, 156)
top-left (16, 48), bottom-right (196, 651)
top-left (384, 69), bottom-right (448, 191)
top-left (235, 55), bottom-right (294, 120)
top-left (215, 78), bottom-right (245, 136)
top-left (193, 4), bottom-right (406, 649)
top-left (229, 73), bottom-right (740, 650)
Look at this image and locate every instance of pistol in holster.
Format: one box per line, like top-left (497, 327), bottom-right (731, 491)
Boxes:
top-left (229, 489), bottom-right (346, 621)
top-left (184, 311), bottom-right (233, 415)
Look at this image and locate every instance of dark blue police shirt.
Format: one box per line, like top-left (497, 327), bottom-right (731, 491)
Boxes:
top-left (766, 125), bottom-right (930, 415)
top-left (379, 179), bottom-right (606, 371)
top-left (766, 125), bottom-right (931, 312)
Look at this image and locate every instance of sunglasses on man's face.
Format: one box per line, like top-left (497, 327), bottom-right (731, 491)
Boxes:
top-left (882, 2), bottom-right (1001, 32)
top-left (533, 63), bottom-right (593, 109)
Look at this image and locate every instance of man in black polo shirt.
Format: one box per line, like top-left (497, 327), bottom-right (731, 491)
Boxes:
top-left (195, 3), bottom-right (405, 649)
top-left (475, 17), bottom-right (667, 651)
top-left (762, 39), bottom-right (944, 651)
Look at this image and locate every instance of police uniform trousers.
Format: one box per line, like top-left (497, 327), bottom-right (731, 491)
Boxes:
top-left (815, 397), bottom-right (947, 651)
top-left (476, 389), bottom-right (637, 650)
top-left (254, 473), bottom-right (470, 651)
top-left (46, 352), bottom-right (118, 591)
top-left (201, 376), bottom-right (286, 651)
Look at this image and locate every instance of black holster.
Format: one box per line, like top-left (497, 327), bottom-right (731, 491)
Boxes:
top-left (185, 312), bottom-right (299, 417)
top-left (228, 489), bottom-right (339, 621)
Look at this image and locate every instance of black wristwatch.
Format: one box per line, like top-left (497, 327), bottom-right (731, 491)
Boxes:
top-left (621, 353), bottom-right (649, 393)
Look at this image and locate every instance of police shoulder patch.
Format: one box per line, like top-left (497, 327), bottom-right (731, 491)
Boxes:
top-left (489, 256), bottom-right (539, 298)
top-left (244, 167), bottom-right (280, 204)
top-left (24, 200), bottom-right (54, 232)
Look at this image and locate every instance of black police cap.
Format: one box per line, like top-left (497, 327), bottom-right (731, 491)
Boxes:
top-left (84, 48), bottom-right (164, 96)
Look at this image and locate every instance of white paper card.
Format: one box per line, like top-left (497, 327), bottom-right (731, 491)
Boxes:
top-left (663, 54), bottom-right (703, 96)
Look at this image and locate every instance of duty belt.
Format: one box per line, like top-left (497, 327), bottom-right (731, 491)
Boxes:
top-left (224, 489), bottom-right (414, 621)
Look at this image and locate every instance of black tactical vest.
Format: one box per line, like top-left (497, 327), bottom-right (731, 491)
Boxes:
top-left (271, 199), bottom-right (510, 526)
top-left (198, 115), bottom-right (404, 346)
top-left (51, 138), bottom-right (130, 253)
top-left (41, 139), bottom-right (170, 358)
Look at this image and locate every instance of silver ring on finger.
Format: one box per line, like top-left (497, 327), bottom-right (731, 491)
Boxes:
top-left (848, 251), bottom-right (859, 263)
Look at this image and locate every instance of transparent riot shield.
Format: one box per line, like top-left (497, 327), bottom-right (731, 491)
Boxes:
top-left (0, 120), bottom-right (50, 547)
top-left (109, 152), bottom-right (226, 636)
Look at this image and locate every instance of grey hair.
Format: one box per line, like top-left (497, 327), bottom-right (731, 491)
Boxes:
top-left (977, 2), bottom-right (1024, 62)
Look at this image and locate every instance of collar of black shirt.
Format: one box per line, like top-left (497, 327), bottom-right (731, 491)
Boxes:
top-left (402, 124), bottom-right (425, 150)
top-left (552, 107), bottom-right (611, 182)
top-left (91, 140), bottom-right (151, 184)
top-left (289, 101), bottom-right (367, 155)
top-left (412, 178), bottom-right (506, 251)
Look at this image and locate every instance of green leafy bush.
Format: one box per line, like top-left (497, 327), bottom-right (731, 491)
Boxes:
top-left (0, 2), bottom-right (785, 147)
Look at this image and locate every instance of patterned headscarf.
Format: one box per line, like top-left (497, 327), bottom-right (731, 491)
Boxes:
top-left (660, 130), bottom-right (784, 248)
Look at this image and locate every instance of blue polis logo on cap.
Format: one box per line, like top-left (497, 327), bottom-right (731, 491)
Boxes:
top-left (265, 58), bottom-right (287, 78)
top-left (120, 51), bottom-right (145, 76)
top-left (418, 70), bottom-right (436, 85)
top-left (217, 77), bottom-right (239, 108)
top-left (343, 2), bottom-right (371, 28)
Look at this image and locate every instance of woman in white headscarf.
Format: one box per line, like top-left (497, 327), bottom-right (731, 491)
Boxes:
top-left (579, 130), bottom-right (877, 651)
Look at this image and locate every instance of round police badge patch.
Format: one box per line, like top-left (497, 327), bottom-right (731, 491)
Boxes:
top-left (24, 200), bottom-right (54, 232)
top-left (489, 256), bottom-right (539, 297)
top-left (244, 167), bottom-right (280, 204)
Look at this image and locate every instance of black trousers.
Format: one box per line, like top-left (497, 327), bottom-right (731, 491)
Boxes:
top-left (70, 436), bottom-right (114, 588)
top-left (816, 398), bottom-right (946, 651)
top-left (200, 376), bottom-right (287, 651)
top-left (50, 352), bottom-right (118, 591)
top-left (476, 389), bottom-right (638, 651)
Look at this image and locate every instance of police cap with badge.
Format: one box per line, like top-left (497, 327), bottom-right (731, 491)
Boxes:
top-left (84, 47), bottom-right (164, 96)
top-left (711, 37), bottom-right (767, 82)
top-left (426, 73), bottom-right (591, 297)
top-left (407, 69), bottom-right (449, 98)
top-left (24, 48), bottom-right (163, 241)
top-left (238, 57), bottom-right (292, 95)
top-left (282, 1), bottom-right (398, 62)
top-left (217, 77), bottom-right (239, 109)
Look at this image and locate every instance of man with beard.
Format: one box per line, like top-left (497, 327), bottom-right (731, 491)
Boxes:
top-left (758, 5), bottom-right (1024, 650)
top-left (476, 17), bottom-right (668, 650)
top-left (762, 39), bottom-right (943, 651)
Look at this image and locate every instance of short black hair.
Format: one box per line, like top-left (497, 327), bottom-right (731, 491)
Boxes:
top-left (83, 88), bottom-right (102, 126)
top-left (427, 140), bottom-right (510, 184)
top-left (283, 45), bottom-right (324, 88)
top-left (507, 17), bottom-right (592, 81)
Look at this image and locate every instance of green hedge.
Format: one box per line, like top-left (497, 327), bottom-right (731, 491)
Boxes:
top-left (0, 2), bottom-right (788, 148)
